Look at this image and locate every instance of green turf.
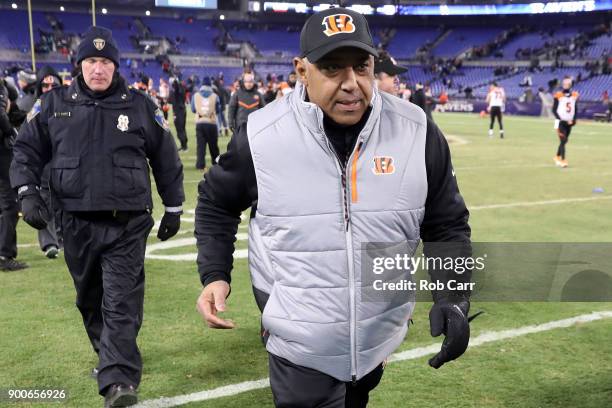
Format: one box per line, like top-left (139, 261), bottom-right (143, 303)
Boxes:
top-left (1, 111), bottom-right (610, 407)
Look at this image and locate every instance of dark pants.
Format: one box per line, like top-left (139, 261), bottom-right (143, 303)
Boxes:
top-left (217, 109), bottom-right (228, 129)
top-left (196, 123), bottom-right (219, 169)
top-left (174, 108), bottom-right (187, 149)
top-left (61, 211), bottom-right (154, 395)
top-left (489, 106), bottom-right (503, 130)
top-left (0, 148), bottom-right (18, 259)
top-left (557, 121), bottom-right (572, 159)
top-left (38, 166), bottom-right (61, 251)
top-left (269, 353), bottom-right (384, 408)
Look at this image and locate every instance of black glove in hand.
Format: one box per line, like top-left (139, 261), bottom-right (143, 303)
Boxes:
top-left (429, 299), bottom-right (470, 369)
top-left (20, 193), bottom-right (50, 230)
top-left (157, 212), bottom-right (181, 241)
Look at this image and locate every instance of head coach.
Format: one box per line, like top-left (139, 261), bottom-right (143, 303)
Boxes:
top-left (195, 8), bottom-right (472, 407)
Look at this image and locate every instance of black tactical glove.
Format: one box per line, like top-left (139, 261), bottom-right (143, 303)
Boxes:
top-left (19, 185), bottom-right (49, 230)
top-left (428, 298), bottom-right (470, 369)
top-left (157, 211), bottom-right (181, 241)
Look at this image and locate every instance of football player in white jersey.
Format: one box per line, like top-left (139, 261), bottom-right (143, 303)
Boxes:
top-left (486, 82), bottom-right (506, 138)
top-left (552, 77), bottom-right (578, 168)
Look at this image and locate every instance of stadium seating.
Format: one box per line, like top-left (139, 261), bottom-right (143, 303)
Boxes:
top-left (386, 27), bottom-right (442, 58)
top-left (585, 34), bottom-right (612, 59)
top-left (486, 26), bottom-right (587, 59)
top-left (228, 25), bottom-right (300, 57)
top-left (1, 9), bottom-right (610, 103)
top-left (433, 28), bottom-right (504, 57)
top-left (145, 17), bottom-right (220, 54)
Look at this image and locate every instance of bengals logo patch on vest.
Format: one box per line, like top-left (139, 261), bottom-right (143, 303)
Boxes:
top-left (322, 14), bottom-right (356, 37)
top-left (372, 157), bottom-right (395, 175)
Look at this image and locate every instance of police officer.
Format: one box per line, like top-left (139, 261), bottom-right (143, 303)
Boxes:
top-left (10, 26), bottom-right (184, 407)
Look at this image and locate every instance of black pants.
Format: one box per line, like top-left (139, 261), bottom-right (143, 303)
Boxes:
top-left (61, 211), bottom-right (154, 395)
top-left (196, 123), bottom-right (219, 169)
top-left (269, 353), bottom-right (384, 408)
top-left (0, 147), bottom-right (18, 259)
top-left (174, 108), bottom-right (187, 149)
top-left (557, 121), bottom-right (572, 159)
top-left (38, 166), bottom-right (61, 251)
top-left (489, 106), bottom-right (503, 130)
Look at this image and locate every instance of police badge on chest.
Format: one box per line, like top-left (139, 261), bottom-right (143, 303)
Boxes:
top-left (117, 114), bottom-right (129, 132)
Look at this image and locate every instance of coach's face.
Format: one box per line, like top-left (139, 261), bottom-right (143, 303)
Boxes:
top-left (82, 57), bottom-right (115, 92)
top-left (295, 48), bottom-right (374, 126)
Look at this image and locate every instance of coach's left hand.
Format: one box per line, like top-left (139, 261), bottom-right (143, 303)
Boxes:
top-left (157, 211), bottom-right (181, 241)
top-left (428, 298), bottom-right (470, 369)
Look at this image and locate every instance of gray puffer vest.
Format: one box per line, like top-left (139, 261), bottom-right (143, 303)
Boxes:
top-left (246, 81), bottom-right (428, 381)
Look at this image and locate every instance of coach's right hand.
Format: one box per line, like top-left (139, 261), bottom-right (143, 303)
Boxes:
top-left (197, 280), bottom-right (235, 329)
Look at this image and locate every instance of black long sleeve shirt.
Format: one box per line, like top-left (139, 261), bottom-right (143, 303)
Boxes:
top-left (195, 110), bottom-right (471, 291)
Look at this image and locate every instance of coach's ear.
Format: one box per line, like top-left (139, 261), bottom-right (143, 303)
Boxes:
top-left (294, 57), bottom-right (308, 87)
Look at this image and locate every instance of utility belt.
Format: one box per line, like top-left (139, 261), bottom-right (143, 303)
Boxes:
top-left (70, 209), bottom-right (149, 223)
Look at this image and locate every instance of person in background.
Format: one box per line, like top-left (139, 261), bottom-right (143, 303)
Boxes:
top-left (213, 77), bottom-right (231, 137)
top-left (553, 77), bottom-right (578, 168)
top-left (34, 66), bottom-right (64, 259)
top-left (374, 51), bottom-right (407, 96)
top-left (228, 72), bottom-right (265, 133)
top-left (0, 75), bottom-right (27, 271)
top-left (15, 70), bottom-right (37, 113)
top-left (191, 76), bottom-right (221, 171)
top-left (169, 77), bottom-right (188, 151)
top-left (486, 81), bottom-right (506, 138)
top-left (158, 78), bottom-right (170, 120)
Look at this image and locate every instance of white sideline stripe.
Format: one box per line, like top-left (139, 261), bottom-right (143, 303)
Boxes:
top-left (135, 311), bottom-right (612, 408)
top-left (445, 134), bottom-right (469, 145)
top-left (17, 244), bottom-right (38, 248)
top-left (470, 195), bottom-right (612, 210)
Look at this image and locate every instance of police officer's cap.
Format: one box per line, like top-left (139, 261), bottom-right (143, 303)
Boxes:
top-left (76, 26), bottom-right (120, 66)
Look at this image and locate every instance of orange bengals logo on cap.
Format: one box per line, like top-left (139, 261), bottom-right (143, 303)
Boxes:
top-left (322, 14), bottom-right (356, 37)
top-left (372, 157), bottom-right (395, 175)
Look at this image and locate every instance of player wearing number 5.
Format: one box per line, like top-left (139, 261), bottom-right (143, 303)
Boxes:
top-left (553, 77), bottom-right (578, 168)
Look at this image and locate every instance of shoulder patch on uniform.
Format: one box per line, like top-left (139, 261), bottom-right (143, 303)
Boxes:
top-left (572, 91), bottom-right (579, 98)
top-left (554, 92), bottom-right (563, 99)
top-left (26, 99), bottom-right (42, 123)
top-left (154, 107), bottom-right (170, 131)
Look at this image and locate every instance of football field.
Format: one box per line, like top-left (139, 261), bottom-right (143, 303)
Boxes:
top-left (1, 111), bottom-right (611, 407)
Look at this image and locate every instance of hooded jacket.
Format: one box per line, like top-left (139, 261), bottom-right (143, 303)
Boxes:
top-left (35, 66), bottom-right (63, 98)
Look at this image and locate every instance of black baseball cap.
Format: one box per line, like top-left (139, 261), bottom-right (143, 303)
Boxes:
top-left (374, 55), bottom-right (407, 76)
top-left (300, 7), bottom-right (378, 63)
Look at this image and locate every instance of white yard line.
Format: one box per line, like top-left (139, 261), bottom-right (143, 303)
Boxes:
top-left (470, 195), bottom-right (612, 210)
top-left (456, 163), bottom-right (552, 170)
top-left (135, 310), bottom-right (612, 408)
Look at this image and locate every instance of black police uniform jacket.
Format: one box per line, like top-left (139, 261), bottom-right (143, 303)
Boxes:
top-left (10, 75), bottom-right (184, 211)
